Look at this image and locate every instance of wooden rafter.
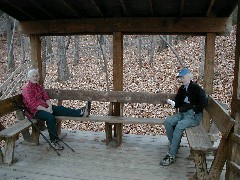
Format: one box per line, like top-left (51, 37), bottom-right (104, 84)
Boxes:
top-left (61, 0), bottom-right (80, 17)
top-left (90, 0), bottom-right (104, 17)
top-left (179, 0), bottom-right (185, 16)
top-left (3, 0), bottom-right (36, 20)
top-left (30, 0), bottom-right (55, 20)
top-left (119, 0), bottom-right (129, 16)
top-left (206, 0), bottom-right (216, 16)
top-left (148, 0), bottom-right (153, 16)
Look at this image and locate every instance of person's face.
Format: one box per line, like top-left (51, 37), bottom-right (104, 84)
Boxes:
top-left (29, 73), bottom-right (39, 84)
top-left (178, 75), bottom-right (190, 85)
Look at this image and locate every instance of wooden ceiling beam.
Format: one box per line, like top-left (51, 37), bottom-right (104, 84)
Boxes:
top-left (20, 17), bottom-right (232, 35)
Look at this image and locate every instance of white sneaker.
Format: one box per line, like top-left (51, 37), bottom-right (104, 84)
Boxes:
top-left (160, 154), bottom-right (175, 166)
top-left (51, 140), bottom-right (64, 150)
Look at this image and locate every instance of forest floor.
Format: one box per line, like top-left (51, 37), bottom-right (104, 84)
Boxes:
top-left (0, 26), bottom-right (236, 135)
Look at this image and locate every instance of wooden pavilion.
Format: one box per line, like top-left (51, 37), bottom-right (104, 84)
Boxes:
top-left (0, 0), bottom-right (240, 179)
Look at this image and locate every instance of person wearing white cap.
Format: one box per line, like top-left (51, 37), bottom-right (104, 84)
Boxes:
top-left (160, 68), bottom-right (208, 166)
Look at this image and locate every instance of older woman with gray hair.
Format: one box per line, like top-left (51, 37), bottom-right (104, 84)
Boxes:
top-left (160, 68), bottom-right (208, 166)
top-left (22, 69), bottom-right (91, 150)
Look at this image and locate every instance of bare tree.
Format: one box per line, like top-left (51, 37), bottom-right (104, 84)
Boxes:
top-left (149, 36), bottom-right (156, 65)
top-left (56, 36), bottom-right (70, 81)
top-left (46, 36), bottom-right (53, 62)
top-left (137, 36), bottom-right (142, 67)
top-left (6, 15), bottom-right (15, 73)
top-left (97, 35), bottom-right (110, 91)
top-left (41, 37), bottom-right (47, 81)
top-left (73, 35), bottom-right (79, 65)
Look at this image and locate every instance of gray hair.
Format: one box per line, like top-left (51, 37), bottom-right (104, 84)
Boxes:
top-left (184, 73), bottom-right (193, 80)
top-left (27, 69), bottom-right (39, 78)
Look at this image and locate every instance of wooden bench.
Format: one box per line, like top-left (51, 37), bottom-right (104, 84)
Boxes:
top-left (55, 115), bottom-right (165, 145)
top-left (0, 95), bottom-right (40, 164)
top-left (46, 89), bottom-right (174, 146)
top-left (0, 119), bottom-right (38, 164)
top-left (185, 124), bottom-right (216, 179)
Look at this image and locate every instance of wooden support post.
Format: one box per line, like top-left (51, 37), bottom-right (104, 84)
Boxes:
top-left (30, 34), bottom-right (46, 132)
top-left (202, 33), bottom-right (216, 132)
top-left (112, 32), bottom-right (123, 146)
top-left (209, 135), bottom-right (230, 179)
top-left (227, 2), bottom-right (240, 178)
top-left (30, 34), bottom-right (43, 84)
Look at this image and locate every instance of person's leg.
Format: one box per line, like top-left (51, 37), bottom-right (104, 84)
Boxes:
top-left (169, 109), bottom-right (201, 157)
top-left (52, 105), bottom-right (83, 117)
top-left (35, 110), bottom-right (57, 142)
top-left (163, 113), bottom-right (182, 144)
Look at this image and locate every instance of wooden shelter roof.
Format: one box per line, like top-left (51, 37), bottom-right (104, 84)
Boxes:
top-left (0, 0), bottom-right (238, 35)
top-left (0, 0), bottom-right (238, 21)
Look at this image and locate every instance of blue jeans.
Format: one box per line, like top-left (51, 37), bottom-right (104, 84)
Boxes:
top-left (35, 105), bottom-right (82, 142)
top-left (163, 109), bottom-right (202, 156)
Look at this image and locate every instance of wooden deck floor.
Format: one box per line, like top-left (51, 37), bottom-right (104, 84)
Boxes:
top-left (0, 130), bottom-right (224, 180)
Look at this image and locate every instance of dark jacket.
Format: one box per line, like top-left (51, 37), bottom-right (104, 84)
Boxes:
top-left (174, 81), bottom-right (208, 114)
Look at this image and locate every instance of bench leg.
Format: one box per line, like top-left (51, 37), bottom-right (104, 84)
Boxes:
top-left (21, 129), bottom-right (32, 142)
top-left (57, 120), bottom-right (62, 136)
top-left (0, 146), bottom-right (3, 164)
top-left (3, 137), bottom-right (16, 164)
top-left (105, 123), bottom-right (112, 144)
top-left (192, 150), bottom-right (209, 180)
top-left (31, 126), bottom-right (40, 144)
top-left (116, 123), bottom-right (123, 146)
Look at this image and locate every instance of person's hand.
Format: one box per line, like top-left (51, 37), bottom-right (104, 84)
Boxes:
top-left (166, 99), bottom-right (175, 108)
top-left (47, 106), bottom-right (53, 114)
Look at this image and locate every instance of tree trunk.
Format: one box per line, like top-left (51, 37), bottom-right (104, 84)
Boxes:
top-left (160, 35), bottom-right (185, 67)
top-left (6, 15), bottom-right (15, 73)
top-left (149, 35), bottom-right (156, 65)
top-left (46, 37), bottom-right (53, 62)
top-left (137, 36), bottom-right (142, 67)
top-left (41, 37), bottom-right (47, 81)
top-left (56, 36), bottom-right (70, 81)
top-left (73, 35), bottom-right (79, 65)
top-left (97, 35), bottom-right (110, 91)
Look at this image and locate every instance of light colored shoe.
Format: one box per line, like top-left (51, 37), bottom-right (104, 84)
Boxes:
top-left (51, 140), bottom-right (64, 150)
top-left (160, 154), bottom-right (175, 166)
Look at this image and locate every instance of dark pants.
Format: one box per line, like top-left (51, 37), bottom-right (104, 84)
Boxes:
top-left (35, 105), bottom-right (82, 142)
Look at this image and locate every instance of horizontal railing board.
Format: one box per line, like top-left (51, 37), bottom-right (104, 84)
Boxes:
top-left (206, 95), bottom-right (235, 136)
top-left (46, 89), bottom-right (175, 104)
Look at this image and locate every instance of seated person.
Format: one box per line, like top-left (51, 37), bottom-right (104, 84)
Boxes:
top-left (22, 69), bottom-right (91, 150)
top-left (160, 68), bottom-right (208, 166)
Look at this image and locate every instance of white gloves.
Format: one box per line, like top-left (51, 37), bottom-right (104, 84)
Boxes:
top-left (166, 99), bottom-right (175, 108)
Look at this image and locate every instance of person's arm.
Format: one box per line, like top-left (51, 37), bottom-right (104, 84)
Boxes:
top-left (193, 85), bottom-right (208, 114)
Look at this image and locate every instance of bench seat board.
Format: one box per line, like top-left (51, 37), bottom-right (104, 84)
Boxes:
top-left (55, 115), bottom-right (165, 125)
top-left (0, 119), bottom-right (37, 140)
top-left (185, 124), bottom-right (214, 152)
